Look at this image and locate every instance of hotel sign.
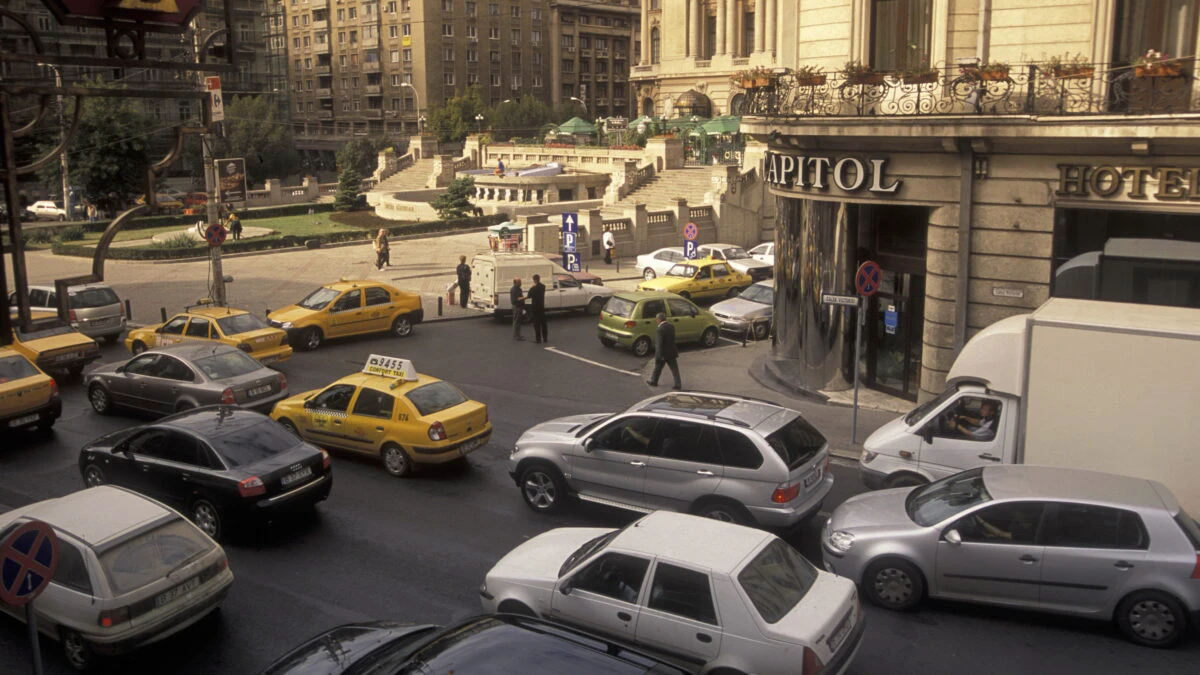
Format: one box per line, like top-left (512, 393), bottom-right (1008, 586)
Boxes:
top-left (1056, 164), bottom-right (1200, 201)
top-left (765, 152), bottom-right (902, 195)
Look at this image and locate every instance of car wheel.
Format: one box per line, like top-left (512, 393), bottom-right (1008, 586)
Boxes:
top-left (632, 336), bottom-right (653, 357)
top-left (130, 341), bottom-right (147, 355)
top-left (60, 628), bottom-right (94, 671)
top-left (1117, 590), bottom-right (1188, 647)
top-left (381, 443), bottom-right (414, 477)
top-left (82, 464), bottom-right (106, 487)
top-left (88, 385), bottom-right (112, 415)
top-left (679, 291), bottom-right (691, 300)
top-left (642, 267), bottom-right (657, 280)
top-left (498, 600), bottom-right (537, 617)
top-left (864, 558), bottom-right (925, 611)
top-left (694, 500), bottom-right (752, 526)
top-left (586, 297), bottom-right (606, 315)
top-left (58, 214), bottom-right (66, 222)
top-left (519, 463), bottom-right (567, 514)
top-left (886, 473), bottom-right (927, 489)
top-left (301, 327), bottom-right (323, 351)
top-left (599, 336), bottom-right (615, 348)
top-left (191, 499), bottom-right (223, 541)
top-left (175, 401), bottom-right (196, 413)
top-left (391, 315), bottom-right (413, 338)
top-left (727, 287), bottom-right (741, 298)
top-left (278, 418), bottom-right (300, 437)
top-left (753, 321), bottom-right (770, 340)
top-left (701, 326), bottom-right (720, 348)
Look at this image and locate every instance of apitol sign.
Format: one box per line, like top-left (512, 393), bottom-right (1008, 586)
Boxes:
top-left (765, 152), bottom-right (902, 195)
top-left (1056, 164), bottom-right (1200, 201)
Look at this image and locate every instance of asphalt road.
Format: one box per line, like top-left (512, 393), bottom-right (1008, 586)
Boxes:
top-left (0, 314), bottom-right (1196, 675)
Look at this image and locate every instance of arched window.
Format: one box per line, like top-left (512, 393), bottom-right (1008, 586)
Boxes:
top-left (650, 28), bottom-right (661, 64)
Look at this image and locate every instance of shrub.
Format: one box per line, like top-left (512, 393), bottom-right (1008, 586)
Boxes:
top-left (26, 228), bottom-right (54, 244)
top-left (150, 233), bottom-right (199, 249)
top-left (55, 225), bottom-right (86, 242)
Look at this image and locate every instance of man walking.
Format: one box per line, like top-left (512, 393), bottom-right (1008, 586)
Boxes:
top-left (510, 276), bottom-right (526, 341)
top-left (529, 274), bottom-right (548, 343)
top-left (602, 225), bottom-right (616, 264)
top-left (646, 312), bottom-right (681, 389)
top-left (455, 255), bottom-right (472, 308)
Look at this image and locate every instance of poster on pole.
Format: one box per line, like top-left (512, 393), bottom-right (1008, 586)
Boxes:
top-left (215, 158), bottom-right (247, 204)
top-left (205, 76), bottom-right (224, 122)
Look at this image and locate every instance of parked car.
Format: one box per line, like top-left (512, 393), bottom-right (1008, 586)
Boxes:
top-left (267, 280), bottom-right (424, 350)
top-left (258, 614), bottom-right (691, 675)
top-left (271, 354), bottom-right (491, 477)
top-left (27, 200), bottom-right (68, 221)
top-left (637, 258), bottom-right (753, 302)
top-left (0, 486), bottom-right (234, 671)
top-left (9, 309), bottom-right (101, 377)
top-left (0, 347), bottom-right (61, 434)
top-left (748, 242), bottom-right (775, 265)
top-left (696, 243), bottom-right (774, 281)
top-left (11, 282), bottom-right (127, 343)
top-left (636, 246), bottom-right (687, 280)
top-left (0, 202), bottom-right (34, 222)
top-left (79, 406), bottom-right (333, 540)
top-left (481, 511), bottom-right (863, 675)
top-left (598, 291), bottom-right (721, 357)
top-left (135, 192), bottom-right (184, 213)
top-left (86, 343), bottom-right (289, 416)
top-left (510, 390), bottom-right (833, 527)
top-left (823, 465), bottom-right (1200, 647)
top-left (537, 252), bottom-right (605, 285)
top-left (126, 304), bottom-right (292, 365)
top-left (709, 280), bottom-right (774, 340)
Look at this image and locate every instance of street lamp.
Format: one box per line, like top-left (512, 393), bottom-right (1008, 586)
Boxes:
top-left (38, 63), bottom-right (70, 220)
top-left (419, 115), bottom-right (427, 133)
top-left (399, 82), bottom-right (421, 133)
top-left (569, 96), bottom-right (587, 114)
top-left (475, 113), bottom-right (484, 133)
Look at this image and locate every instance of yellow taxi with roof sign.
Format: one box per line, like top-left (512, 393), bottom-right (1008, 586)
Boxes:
top-left (267, 280), bottom-right (424, 351)
top-left (9, 309), bottom-right (101, 377)
top-left (125, 304), bottom-right (292, 365)
top-left (0, 347), bottom-right (61, 433)
top-left (636, 256), bottom-right (753, 301)
top-left (270, 354), bottom-right (491, 477)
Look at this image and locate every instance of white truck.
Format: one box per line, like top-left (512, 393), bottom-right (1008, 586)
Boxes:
top-left (469, 252), bottom-right (614, 318)
top-left (859, 297), bottom-right (1200, 513)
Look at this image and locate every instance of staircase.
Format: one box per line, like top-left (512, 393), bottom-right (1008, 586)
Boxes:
top-left (371, 158), bottom-right (436, 194)
top-left (603, 167), bottom-right (713, 217)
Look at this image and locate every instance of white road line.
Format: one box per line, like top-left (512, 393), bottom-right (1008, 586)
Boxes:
top-left (544, 346), bottom-right (641, 376)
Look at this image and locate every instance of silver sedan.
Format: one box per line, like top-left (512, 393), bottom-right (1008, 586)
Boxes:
top-left (86, 342), bottom-right (288, 416)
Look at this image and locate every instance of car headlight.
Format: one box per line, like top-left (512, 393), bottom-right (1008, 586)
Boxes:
top-left (861, 450), bottom-right (878, 463)
top-left (478, 581), bottom-right (493, 601)
top-left (827, 530), bottom-right (856, 553)
top-left (280, 321), bottom-right (293, 329)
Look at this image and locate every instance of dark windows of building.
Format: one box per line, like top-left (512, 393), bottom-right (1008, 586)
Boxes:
top-left (870, 0), bottom-right (933, 71)
top-left (650, 28), bottom-right (661, 64)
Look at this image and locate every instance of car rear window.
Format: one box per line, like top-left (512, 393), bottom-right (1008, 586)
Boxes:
top-left (208, 418), bottom-right (300, 467)
top-left (193, 350), bottom-right (262, 380)
top-left (13, 322), bottom-right (75, 340)
top-left (99, 518), bottom-right (212, 595)
top-left (406, 381), bottom-right (469, 416)
top-left (603, 296), bottom-right (636, 319)
top-left (764, 415), bottom-right (826, 469)
top-left (69, 287), bottom-right (120, 308)
top-left (0, 354), bottom-right (40, 382)
top-left (737, 539), bottom-right (819, 623)
top-left (217, 313), bottom-right (269, 336)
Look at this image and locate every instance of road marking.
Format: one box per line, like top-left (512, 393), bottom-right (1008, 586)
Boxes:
top-left (543, 347), bottom-right (640, 377)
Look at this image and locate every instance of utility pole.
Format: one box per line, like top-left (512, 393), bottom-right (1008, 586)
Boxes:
top-left (38, 63), bottom-right (70, 219)
top-left (194, 28), bottom-right (227, 306)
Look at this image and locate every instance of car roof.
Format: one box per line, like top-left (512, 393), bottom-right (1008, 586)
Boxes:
top-left (185, 306), bottom-right (251, 318)
top-left (325, 280), bottom-right (394, 292)
top-left (630, 391), bottom-right (793, 430)
top-left (652, 246), bottom-right (684, 253)
top-left (982, 465), bottom-right (1174, 511)
top-left (25, 283), bottom-right (116, 293)
top-left (612, 512), bottom-right (772, 572)
top-left (11, 486), bottom-right (171, 546)
top-left (698, 243), bottom-right (741, 249)
top-left (159, 405), bottom-right (275, 436)
top-left (336, 370), bottom-right (443, 395)
top-left (147, 342), bottom-right (244, 360)
top-left (611, 290), bottom-right (690, 302)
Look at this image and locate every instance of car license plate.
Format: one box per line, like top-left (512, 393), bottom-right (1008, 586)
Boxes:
top-left (827, 611), bottom-right (853, 652)
top-left (54, 352), bottom-right (80, 363)
top-left (248, 384), bottom-right (272, 397)
top-left (8, 414), bottom-right (38, 428)
top-left (89, 317), bottom-right (114, 328)
top-left (803, 468), bottom-right (821, 488)
top-left (459, 436), bottom-right (485, 454)
top-left (281, 466), bottom-right (313, 487)
top-left (156, 576), bottom-right (201, 608)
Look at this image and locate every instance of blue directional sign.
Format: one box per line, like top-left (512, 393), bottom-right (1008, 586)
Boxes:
top-left (561, 212), bottom-right (579, 233)
top-left (884, 305), bottom-right (898, 335)
top-left (683, 240), bottom-right (699, 260)
top-left (562, 251), bottom-right (581, 273)
top-left (562, 231), bottom-right (577, 253)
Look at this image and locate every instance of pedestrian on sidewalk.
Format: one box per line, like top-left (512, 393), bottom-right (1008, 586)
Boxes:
top-left (373, 228), bottom-right (391, 270)
top-left (227, 211), bottom-right (243, 241)
top-left (510, 277), bottom-right (526, 341)
top-left (529, 274), bottom-right (548, 343)
top-left (495, 158), bottom-right (506, 178)
top-left (455, 255), bottom-right (472, 308)
top-left (602, 226), bottom-right (615, 264)
top-left (646, 312), bottom-right (681, 389)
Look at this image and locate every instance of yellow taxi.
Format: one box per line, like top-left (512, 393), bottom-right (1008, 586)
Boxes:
top-left (271, 354), bottom-right (491, 477)
top-left (267, 280), bottom-right (424, 351)
top-left (0, 348), bottom-right (61, 433)
top-left (125, 304), bottom-right (293, 365)
top-left (636, 257), bottom-right (753, 301)
top-left (9, 310), bottom-right (101, 377)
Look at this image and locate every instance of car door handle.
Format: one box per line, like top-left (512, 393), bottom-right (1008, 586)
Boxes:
top-left (180, 473), bottom-right (190, 481)
top-left (1114, 560), bottom-right (1135, 570)
top-left (629, 461), bottom-right (646, 467)
top-left (978, 453), bottom-right (1001, 462)
top-left (695, 470), bottom-right (714, 476)
top-left (1019, 554), bottom-right (1038, 563)
top-left (141, 466), bottom-right (150, 472)
top-left (375, 426), bottom-right (385, 431)
top-left (696, 633), bottom-right (713, 644)
top-left (617, 612), bottom-right (632, 622)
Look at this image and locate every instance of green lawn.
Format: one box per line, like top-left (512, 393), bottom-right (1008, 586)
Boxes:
top-left (77, 212), bottom-right (368, 244)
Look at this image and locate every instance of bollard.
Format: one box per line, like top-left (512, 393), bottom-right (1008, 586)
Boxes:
top-left (124, 299), bottom-right (132, 320)
top-left (160, 307), bottom-right (168, 322)
top-left (615, 258), bottom-right (620, 273)
top-left (437, 296), bottom-right (443, 316)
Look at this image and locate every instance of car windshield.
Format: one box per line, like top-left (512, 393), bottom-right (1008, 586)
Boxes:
top-left (739, 284), bottom-right (774, 305)
top-left (575, 413), bottom-right (615, 437)
top-left (903, 386), bottom-right (959, 426)
top-left (666, 264), bottom-right (697, 277)
top-left (602, 296), bottom-right (636, 319)
top-left (765, 415), bottom-right (827, 470)
top-left (99, 518), bottom-right (212, 595)
top-left (298, 286), bottom-right (340, 310)
top-left (905, 468), bottom-right (992, 526)
top-left (737, 539), bottom-right (820, 623)
top-left (208, 418), bottom-right (300, 467)
top-left (193, 350), bottom-right (262, 380)
top-left (722, 247), bottom-right (751, 259)
top-left (216, 313), bottom-right (269, 336)
top-left (0, 354), bottom-right (40, 382)
top-left (406, 381), bottom-right (468, 416)
top-left (559, 529), bottom-right (620, 577)
top-left (70, 287), bottom-right (119, 308)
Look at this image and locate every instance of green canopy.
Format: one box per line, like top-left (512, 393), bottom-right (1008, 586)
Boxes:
top-left (700, 116), bottom-right (741, 135)
top-left (629, 115), bottom-right (656, 128)
top-left (556, 117), bottom-right (598, 134)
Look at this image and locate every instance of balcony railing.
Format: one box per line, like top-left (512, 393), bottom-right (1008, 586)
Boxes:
top-left (365, 85), bottom-right (382, 94)
top-left (743, 60), bottom-right (1196, 119)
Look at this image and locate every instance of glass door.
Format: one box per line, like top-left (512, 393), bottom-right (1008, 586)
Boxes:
top-left (862, 271), bottom-right (924, 400)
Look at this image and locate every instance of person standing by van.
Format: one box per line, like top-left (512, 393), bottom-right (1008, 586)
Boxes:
top-left (455, 255), bottom-right (472, 308)
top-left (602, 226), bottom-right (616, 265)
top-left (510, 277), bottom-right (526, 341)
top-left (374, 229), bottom-right (391, 270)
top-left (529, 274), bottom-right (547, 343)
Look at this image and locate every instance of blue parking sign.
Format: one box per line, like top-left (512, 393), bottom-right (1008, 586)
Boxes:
top-left (562, 231), bottom-right (577, 253)
top-left (684, 240), bottom-right (699, 260)
top-left (562, 252), bottom-right (581, 273)
top-left (561, 213), bottom-right (578, 233)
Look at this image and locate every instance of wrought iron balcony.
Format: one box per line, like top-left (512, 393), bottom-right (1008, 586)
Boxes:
top-left (742, 60), bottom-right (1196, 119)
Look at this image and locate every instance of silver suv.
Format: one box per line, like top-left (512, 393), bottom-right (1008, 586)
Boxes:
top-left (509, 391), bottom-right (833, 528)
top-left (13, 283), bottom-right (126, 343)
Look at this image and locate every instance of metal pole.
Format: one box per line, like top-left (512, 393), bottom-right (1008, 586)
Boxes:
top-left (25, 603), bottom-right (44, 675)
top-left (195, 30), bottom-right (226, 306)
top-left (851, 299), bottom-right (863, 445)
top-left (52, 66), bottom-right (70, 222)
top-left (1, 91), bottom-right (34, 339)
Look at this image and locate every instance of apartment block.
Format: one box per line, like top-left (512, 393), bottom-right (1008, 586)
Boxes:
top-left (549, 0), bottom-right (641, 119)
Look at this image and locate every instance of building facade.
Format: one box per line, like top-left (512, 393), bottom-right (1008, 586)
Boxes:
top-left (548, 0), bottom-right (640, 119)
top-left (740, 1), bottom-right (1200, 402)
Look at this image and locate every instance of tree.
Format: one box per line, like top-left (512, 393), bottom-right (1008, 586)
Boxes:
top-left (333, 168), bottom-right (366, 211)
top-left (430, 177), bottom-right (475, 220)
top-left (336, 138), bottom-right (379, 177)
top-left (218, 95), bottom-right (300, 185)
top-left (427, 86), bottom-right (485, 144)
top-left (486, 95), bottom-right (554, 142)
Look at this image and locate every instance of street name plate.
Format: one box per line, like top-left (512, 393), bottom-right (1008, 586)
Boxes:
top-left (822, 294), bottom-right (860, 307)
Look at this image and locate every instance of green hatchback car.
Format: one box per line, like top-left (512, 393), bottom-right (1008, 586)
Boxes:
top-left (597, 291), bottom-right (722, 357)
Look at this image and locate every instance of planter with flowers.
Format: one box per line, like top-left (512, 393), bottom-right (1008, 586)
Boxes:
top-left (902, 66), bottom-right (939, 85)
top-left (731, 66), bottom-right (777, 89)
top-left (1134, 50), bottom-right (1184, 77)
top-left (844, 60), bottom-right (886, 86)
top-left (1044, 53), bottom-right (1094, 80)
top-left (961, 61), bottom-right (1010, 81)
top-left (793, 65), bottom-right (827, 87)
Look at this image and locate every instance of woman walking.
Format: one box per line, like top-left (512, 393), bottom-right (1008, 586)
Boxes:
top-left (373, 229), bottom-right (391, 270)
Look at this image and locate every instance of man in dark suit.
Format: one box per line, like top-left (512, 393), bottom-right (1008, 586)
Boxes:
top-left (510, 277), bottom-right (526, 341)
top-left (455, 255), bottom-right (472, 308)
top-left (646, 312), bottom-right (681, 389)
top-left (528, 274), bottom-right (548, 343)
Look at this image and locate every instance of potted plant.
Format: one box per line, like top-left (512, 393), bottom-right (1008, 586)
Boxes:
top-left (961, 61), bottom-right (1010, 81)
top-left (730, 69), bottom-right (756, 89)
top-left (1043, 53), bottom-right (1094, 79)
top-left (792, 65), bottom-right (827, 87)
top-left (1134, 49), bottom-right (1184, 77)
top-left (902, 65), bottom-right (939, 85)
top-left (844, 60), bottom-right (885, 85)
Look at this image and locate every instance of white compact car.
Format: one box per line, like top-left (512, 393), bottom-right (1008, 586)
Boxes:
top-left (636, 246), bottom-right (687, 280)
top-left (748, 242), bottom-right (775, 265)
top-left (480, 511), bottom-right (864, 675)
top-left (27, 200), bottom-right (68, 221)
top-left (0, 486), bottom-right (234, 671)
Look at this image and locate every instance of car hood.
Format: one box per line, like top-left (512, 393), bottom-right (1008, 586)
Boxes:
top-left (709, 297), bottom-right (771, 318)
top-left (638, 277), bottom-right (691, 292)
top-left (862, 415), bottom-right (920, 455)
top-left (519, 413), bottom-right (612, 444)
top-left (827, 488), bottom-right (919, 534)
top-left (727, 258), bottom-right (773, 271)
top-left (268, 305), bottom-right (319, 325)
top-left (488, 527), bottom-right (613, 584)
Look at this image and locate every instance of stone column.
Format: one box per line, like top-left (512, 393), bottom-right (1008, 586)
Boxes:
top-left (716, 0), bottom-right (727, 55)
top-left (689, 0), bottom-right (701, 58)
top-left (754, 0), bottom-right (765, 53)
top-left (765, 0), bottom-right (776, 53)
top-left (641, 6), bottom-right (651, 65)
top-left (727, 0), bottom-right (739, 57)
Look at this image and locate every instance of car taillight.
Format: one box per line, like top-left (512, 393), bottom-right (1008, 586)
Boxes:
top-left (50, 379), bottom-right (59, 398)
top-left (220, 387), bottom-right (236, 405)
top-left (772, 483), bottom-right (801, 503)
top-left (238, 476), bottom-right (265, 497)
top-left (237, 343), bottom-right (253, 353)
top-left (98, 607), bottom-right (130, 628)
top-left (802, 646), bottom-right (825, 674)
top-left (428, 421), bottom-right (447, 441)
top-left (277, 373), bottom-right (287, 390)
top-left (1191, 554), bottom-right (1200, 579)
top-left (320, 449), bottom-right (331, 469)
top-left (624, 320), bottom-right (637, 328)
top-left (216, 554), bottom-right (229, 572)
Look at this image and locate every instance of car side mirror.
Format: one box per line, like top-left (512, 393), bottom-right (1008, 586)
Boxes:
top-left (559, 581), bottom-right (573, 596)
top-left (944, 529), bottom-right (963, 545)
top-left (115, 365), bottom-right (125, 374)
top-left (583, 437), bottom-right (597, 453)
top-left (920, 426), bottom-right (934, 444)
top-left (304, 399), bottom-right (316, 409)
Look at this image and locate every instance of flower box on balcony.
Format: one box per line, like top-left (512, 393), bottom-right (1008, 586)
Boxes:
top-left (1052, 66), bottom-right (1094, 79)
top-left (847, 72), bottom-right (887, 85)
top-left (1135, 62), bottom-right (1184, 77)
top-left (795, 74), bottom-right (828, 87)
top-left (962, 66), bottom-right (1009, 81)
top-left (902, 70), bottom-right (939, 85)
top-left (738, 78), bottom-right (754, 88)
top-left (753, 76), bottom-right (773, 87)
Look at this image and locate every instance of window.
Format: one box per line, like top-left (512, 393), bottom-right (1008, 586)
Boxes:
top-left (1043, 503), bottom-right (1149, 550)
top-left (406, 381), bottom-right (468, 415)
top-left (444, 72), bottom-right (456, 85)
top-left (561, 59), bottom-right (574, 73)
top-left (490, 73), bottom-right (502, 87)
top-left (639, 299), bottom-right (666, 319)
top-left (391, 51), bottom-right (400, 63)
top-left (127, 429), bottom-right (171, 458)
top-left (311, 384), bottom-right (356, 412)
top-left (348, 7), bottom-right (357, 19)
top-left (648, 563), bottom-right (717, 625)
top-left (365, 287), bottom-right (391, 306)
top-left (561, 35), bottom-right (574, 48)
top-left (184, 318), bottom-right (211, 339)
top-left (568, 553), bottom-right (650, 604)
top-left (444, 48), bottom-right (455, 61)
top-left (442, 24), bottom-right (454, 37)
top-left (161, 316), bottom-right (188, 335)
top-left (511, 29), bottom-right (521, 42)
top-left (467, 25), bottom-right (478, 39)
top-left (467, 73), bottom-right (479, 85)
top-left (926, 396), bottom-right (1002, 443)
top-left (389, 25), bottom-right (399, 38)
top-left (590, 416), bottom-right (658, 454)
top-left (403, 24), bottom-right (412, 36)
top-left (511, 74), bottom-right (522, 88)
top-left (467, 49), bottom-right (479, 62)
top-left (871, 0), bottom-right (933, 71)
top-left (652, 420), bottom-right (719, 463)
top-left (954, 502), bottom-right (1046, 545)
top-left (715, 428), bottom-right (763, 469)
top-left (712, 264), bottom-right (730, 278)
top-left (532, 52), bottom-right (542, 65)
top-left (352, 389), bottom-right (396, 419)
top-left (532, 74), bottom-right (543, 87)
top-left (580, 37), bottom-right (590, 49)
top-left (443, 0), bottom-right (453, 10)
top-left (490, 50), bottom-right (501, 63)
top-left (404, 49), bottom-right (412, 61)
top-left (466, 1), bottom-right (476, 16)
top-left (650, 28), bottom-right (660, 64)
top-left (532, 8), bottom-right (542, 19)
top-left (53, 541), bottom-right (93, 594)
top-left (156, 356), bottom-right (195, 382)
top-left (489, 27), bottom-right (501, 39)
top-left (737, 539), bottom-right (819, 623)
top-left (489, 3), bottom-right (500, 15)
top-left (531, 30), bottom-right (541, 45)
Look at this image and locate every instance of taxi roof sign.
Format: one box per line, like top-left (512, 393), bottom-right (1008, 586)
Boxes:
top-left (363, 354), bottom-right (418, 382)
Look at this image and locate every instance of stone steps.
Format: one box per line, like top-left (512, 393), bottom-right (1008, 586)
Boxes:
top-left (373, 159), bottom-right (436, 193)
top-left (607, 168), bottom-right (713, 214)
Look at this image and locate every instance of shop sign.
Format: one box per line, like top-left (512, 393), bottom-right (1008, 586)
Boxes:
top-left (764, 152), bottom-right (902, 195)
top-left (1056, 164), bottom-right (1200, 202)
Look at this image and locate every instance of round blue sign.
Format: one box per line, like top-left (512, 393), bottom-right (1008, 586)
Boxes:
top-left (0, 520), bottom-right (60, 607)
top-left (856, 261), bottom-right (882, 296)
top-left (683, 222), bottom-right (699, 241)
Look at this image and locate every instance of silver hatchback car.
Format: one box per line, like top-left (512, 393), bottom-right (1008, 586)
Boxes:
top-left (510, 391), bottom-right (833, 528)
top-left (823, 465), bottom-right (1200, 647)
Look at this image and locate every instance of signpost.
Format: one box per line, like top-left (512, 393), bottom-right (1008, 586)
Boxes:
top-left (561, 212), bottom-right (580, 273)
top-left (820, 259), bottom-right (884, 445)
top-left (682, 221), bottom-right (699, 259)
top-left (1, 520), bottom-right (61, 675)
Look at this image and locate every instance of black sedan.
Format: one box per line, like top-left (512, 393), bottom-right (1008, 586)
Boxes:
top-left (259, 614), bottom-right (692, 675)
top-left (79, 406), bottom-right (332, 540)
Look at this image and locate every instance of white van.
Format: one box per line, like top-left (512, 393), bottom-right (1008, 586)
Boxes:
top-left (469, 252), bottom-right (614, 317)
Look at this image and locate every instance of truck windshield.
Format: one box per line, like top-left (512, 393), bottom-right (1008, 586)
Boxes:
top-left (905, 468), bottom-right (992, 526)
top-left (903, 387), bottom-right (959, 426)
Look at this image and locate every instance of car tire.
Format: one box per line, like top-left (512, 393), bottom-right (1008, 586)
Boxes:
top-left (391, 315), bottom-right (414, 338)
top-left (519, 463), bottom-right (568, 514)
top-left (632, 336), bottom-right (653, 357)
top-left (1116, 590), bottom-right (1188, 648)
top-left (82, 464), bottom-right (106, 488)
top-left (191, 498), bottom-right (223, 541)
top-left (599, 336), bottom-right (615, 348)
top-left (753, 321), bottom-right (770, 340)
top-left (278, 418), bottom-right (300, 437)
top-left (679, 291), bottom-right (691, 300)
top-left (586, 297), bottom-right (606, 315)
top-left (88, 385), bottom-right (112, 415)
top-left (700, 326), bottom-right (720, 348)
top-left (643, 268), bottom-right (657, 280)
top-left (381, 443), bottom-right (414, 478)
top-left (727, 287), bottom-right (741, 298)
top-left (885, 473), bottom-right (927, 489)
top-left (301, 327), bottom-right (323, 351)
top-left (175, 401), bottom-right (196, 413)
top-left (694, 500), bottom-right (753, 526)
top-left (57, 214), bottom-right (66, 222)
top-left (864, 558), bottom-right (925, 611)
top-left (497, 600), bottom-right (537, 617)
top-left (60, 628), bottom-right (94, 672)
top-left (130, 340), bottom-right (148, 355)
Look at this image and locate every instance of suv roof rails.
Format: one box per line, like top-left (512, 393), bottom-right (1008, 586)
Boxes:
top-left (668, 389), bottom-right (786, 410)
